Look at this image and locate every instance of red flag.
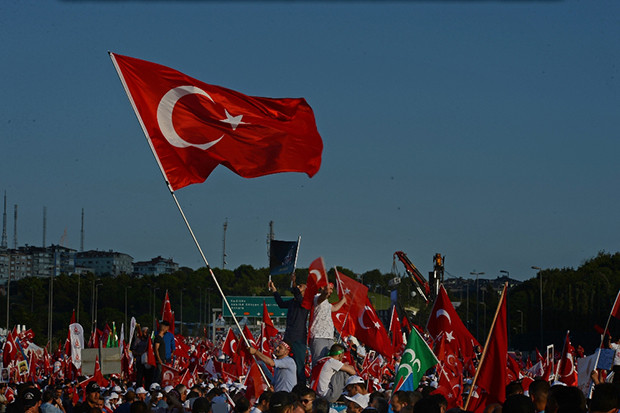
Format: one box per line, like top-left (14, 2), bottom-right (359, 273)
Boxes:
top-left (145, 336), bottom-right (157, 367)
top-left (610, 290), bottom-right (620, 320)
top-left (2, 330), bottom-right (18, 366)
top-left (302, 257), bottom-right (328, 310)
top-left (401, 314), bottom-right (412, 334)
top-left (161, 364), bottom-right (180, 387)
top-left (180, 366), bottom-right (197, 388)
top-left (465, 283), bottom-right (508, 413)
top-left (434, 365), bottom-right (463, 409)
top-left (332, 270), bottom-right (367, 337)
top-left (427, 285), bottom-right (479, 360)
top-left (351, 297), bottom-right (393, 358)
top-left (555, 331), bottom-right (578, 386)
top-left (389, 306), bottom-right (404, 354)
top-left (262, 301), bottom-right (278, 337)
top-left (222, 328), bottom-right (238, 358)
top-left (506, 354), bottom-right (522, 384)
top-left (160, 291), bottom-right (175, 335)
top-left (259, 323), bottom-right (271, 355)
top-left (93, 356), bottom-right (109, 387)
top-left (243, 362), bottom-right (268, 404)
top-left (110, 53), bottom-right (323, 191)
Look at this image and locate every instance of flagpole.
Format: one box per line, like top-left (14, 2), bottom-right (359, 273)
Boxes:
top-left (554, 330), bottom-right (569, 382)
top-left (110, 52), bottom-right (270, 386)
top-left (290, 235), bottom-right (302, 288)
top-left (464, 282), bottom-right (507, 411)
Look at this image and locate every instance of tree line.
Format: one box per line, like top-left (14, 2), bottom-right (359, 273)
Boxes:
top-left (3, 251), bottom-right (620, 353)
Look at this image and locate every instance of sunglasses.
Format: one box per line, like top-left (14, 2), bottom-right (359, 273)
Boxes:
top-left (300, 399), bottom-right (314, 405)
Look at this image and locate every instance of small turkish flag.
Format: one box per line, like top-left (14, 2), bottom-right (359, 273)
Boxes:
top-left (110, 53), bottom-right (323, 191)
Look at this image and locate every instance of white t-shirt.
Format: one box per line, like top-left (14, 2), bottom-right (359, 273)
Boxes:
top-left (310, 295), bottom-right (334, 339)
top-left (316, 358), bottom-right (344, 396)
top-left (610, 342), bottom-right (620, 366)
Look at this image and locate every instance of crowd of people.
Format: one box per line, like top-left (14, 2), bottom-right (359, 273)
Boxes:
top-left (0, 274), bottom-right (619, 413)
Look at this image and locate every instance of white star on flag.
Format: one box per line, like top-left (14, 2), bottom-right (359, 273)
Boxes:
top-left (220, 109), bottom-right (247, 130)
top-left (446, 331), bottom-right (455, 342)
top-left (344, 287), bottom-right (351, 295)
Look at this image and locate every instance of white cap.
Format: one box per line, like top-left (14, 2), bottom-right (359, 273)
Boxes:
top-left (112, 386), bottom-right (122, 394)
top-left (164, 386), bottom-right (174, 393)
top-left (109, 393), bottom-right (119, 400)
top-left (345, 375), bottom-right (364, 387)
top-left (150, 383), bottom-right (161, 391)
top-left (136, 387), bottom-right (148, 395)
top-left (344, 394), bottom-right (369, 409)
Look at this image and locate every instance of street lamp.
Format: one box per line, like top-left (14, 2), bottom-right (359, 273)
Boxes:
top-left (516, 310), bottom-right (524, 333)
top-left (470, 271), bottom-right (485, 341)
top-left (94, 282), bottom-right (103, 330)
top-left (207, 288), bottom-right (212, 339)
top-left (532, 266), bottom-right (543, 349)
top-left (152, 287), bottom-right (159, 332)
top-left (124, 286), bottom-right (132, 341)
top-left (180, 288), bottom-right (186, 336)
top-left (480, 302), bottom-right (487, 339)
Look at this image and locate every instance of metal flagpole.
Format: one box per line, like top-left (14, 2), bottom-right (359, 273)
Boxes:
top-left (588, 290), bottom-right (620, 397)
top-left (110, 52), bottom-right (270, 386)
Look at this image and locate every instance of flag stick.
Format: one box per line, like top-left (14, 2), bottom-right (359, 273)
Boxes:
top-left (290, 235), bottom-right (302, 288)
top-left (110, 52), bottom-right (269, 386)
top-left (464, 282), bottom-right (508, 411)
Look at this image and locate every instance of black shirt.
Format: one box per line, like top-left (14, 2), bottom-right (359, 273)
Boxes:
top-left (273, 286), bottom-right (309, 344)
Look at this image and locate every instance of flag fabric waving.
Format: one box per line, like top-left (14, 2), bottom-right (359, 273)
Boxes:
top-left (465, 283), bottom-right (508, 413)
top-left (160, 291), bottom-right (175, 335)
top-left (302, 257), bottom-right (329, 310)
top-left (389, 306), bottom-right (404, 354)
top-left (110, 53), bottom-right (323, 191)
top-left (393, 327), bottom-right (438, 392)
top-left (269, 239), bottom-right (299, 276)
top-left (262, 300), bottom-right (279, 337)
top-left (427, 285), bottom-right (479, 360)
top-left (555, 331), bottom-right (578, 386)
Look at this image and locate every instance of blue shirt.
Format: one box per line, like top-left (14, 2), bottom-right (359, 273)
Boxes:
top-left (273, 356), bottom-right (297, 392)
top-left (163, 331), bottom-right (175, 361)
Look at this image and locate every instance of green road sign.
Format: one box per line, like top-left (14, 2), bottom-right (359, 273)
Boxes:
top-left (222, 296), bottom-right (288, 318)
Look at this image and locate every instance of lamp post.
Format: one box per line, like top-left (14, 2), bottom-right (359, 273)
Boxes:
top-left (532, 266), bottom-right (543, 349)
top-left (124, 286), bottom-right (132, 341)
top-left (76, 273), bottom-right (80, 324)
top-left (207, 288), bottom-right (212, 339)
top-left (480, 302), bottom-right (487, 339)
top-left (152, 287), bottom-right (159, 332)
top-left (500, 270), bottom-right (510, 346)
top-left (200, 286), bottom-right (204, 329)
top-left (180, 288), bottom-right (186, 336)
top-left (5, 271), bottom-right (10, 330)
top-left (94, 282), bottom-right (103, 330)
top-left (470, 271), bottom-right (485, 341)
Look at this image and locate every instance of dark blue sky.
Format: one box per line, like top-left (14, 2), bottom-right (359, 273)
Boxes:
top-left (1, 1), bottom-right (619, 280)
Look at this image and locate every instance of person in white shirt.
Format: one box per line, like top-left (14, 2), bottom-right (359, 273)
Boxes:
top-left (309, 283), bottom-right (347, 366)
top-left (311, 343), bottom-right (356, 402)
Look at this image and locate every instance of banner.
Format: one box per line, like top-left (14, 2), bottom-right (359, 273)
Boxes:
top-left (69, 323), bottom-right (85, 369)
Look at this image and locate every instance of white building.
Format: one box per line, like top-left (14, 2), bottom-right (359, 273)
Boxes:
top-left (75, 250), bottom-right (133, 276)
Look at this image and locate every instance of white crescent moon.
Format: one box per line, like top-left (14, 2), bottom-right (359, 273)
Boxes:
top-left (230, 339), bottom-right (237, 353)
top-left (398, 364), bottom-right (412, 378)
top-left (358, 306), bottom-right (372, 330)
top-left (157, 85), bottom-right (223, 150)
top-left (336, 313), bottom-right (345, 323)
top-left (402, 349), bottom-right (421, 372)
top-left (5, 341), bottom-right (13, 355)
top-left (436, 309), bottom-right (452, 325)
top-left (310, 269), bottom-right (322, 283)
top-left (447, 354), bottom-right (457, 368)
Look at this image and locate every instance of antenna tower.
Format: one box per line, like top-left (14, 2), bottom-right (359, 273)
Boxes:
top-left (80, 208), bottom-right (84, 251)
top-left (222, 218), bottom-right (228, 269)
top-left (42, 206), bottom-right (47, 248)
top-left (1, 192), bottom-right (7, 249)
top-left (13, 205), bottom-right (17, 249)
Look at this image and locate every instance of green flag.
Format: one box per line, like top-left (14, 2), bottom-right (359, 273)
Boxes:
top-left (393, 328), bottom-right (439, 392)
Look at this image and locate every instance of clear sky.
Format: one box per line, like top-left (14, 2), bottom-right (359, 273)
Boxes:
top-left (1, 1), bottom-right (618, 281)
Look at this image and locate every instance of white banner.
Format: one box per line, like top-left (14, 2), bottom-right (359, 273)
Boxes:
top-left (69, 323), bottom-right (84, 369)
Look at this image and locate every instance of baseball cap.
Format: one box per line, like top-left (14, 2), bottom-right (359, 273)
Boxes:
top-left (85, 382), bottom-right (101, 394)
top-left (19, 388), bottom-right (41, 408)
top-left (345, 375), bottom-right (364, 387)
top-left (344, 393), bottom-right (369, 409)
top-left (135, 387), bottom-right (148, 395)
top-left (149, 383), bottom-right (161, 391)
